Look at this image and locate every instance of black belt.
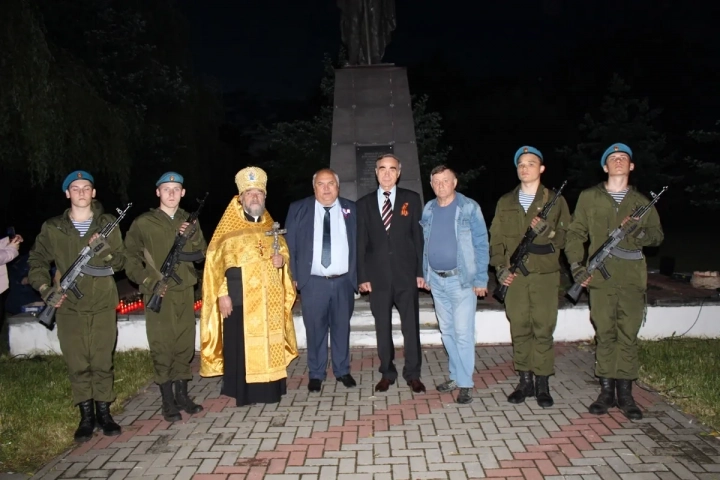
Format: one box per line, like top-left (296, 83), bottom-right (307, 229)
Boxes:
top-left (433, 268), bottom-right (459, 278)
top-left (314, 274), bottom-right (346, 279)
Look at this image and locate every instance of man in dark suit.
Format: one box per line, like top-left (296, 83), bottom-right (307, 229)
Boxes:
top-left (357, 154), bottom-right (426, 393)
top-left (285, 168), bottom-right (358, 393)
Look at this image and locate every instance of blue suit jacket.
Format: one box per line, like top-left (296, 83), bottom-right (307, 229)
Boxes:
top-left (285, 196), bottom-right (358, 292)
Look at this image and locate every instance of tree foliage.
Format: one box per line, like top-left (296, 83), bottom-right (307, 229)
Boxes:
top-left (0, 0), bottom-right (132, 190)
top-left (684, 121), bottom-right (720, 209)
top-left (0, 0), bottom-right (222, 199)
top-left (558, 74), bottom-right (675, 196)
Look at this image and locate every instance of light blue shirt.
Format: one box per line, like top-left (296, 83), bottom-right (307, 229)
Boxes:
top-left (311, 200), bottom-right (349, 276)
top-left (377, 185), bottom-right (397, 215)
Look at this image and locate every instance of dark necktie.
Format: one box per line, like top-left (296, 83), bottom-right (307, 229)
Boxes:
top-left (321, 206), bottom-right (331, 268)
top-left (381, 191), bottom-right (392, 231)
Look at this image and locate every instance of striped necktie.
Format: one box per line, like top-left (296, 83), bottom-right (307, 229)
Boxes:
top-left (381, 191), bottom-right (392, 231)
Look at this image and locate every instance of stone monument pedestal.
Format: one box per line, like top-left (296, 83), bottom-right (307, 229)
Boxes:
top-left (329, 65), bottom-right (423, 202)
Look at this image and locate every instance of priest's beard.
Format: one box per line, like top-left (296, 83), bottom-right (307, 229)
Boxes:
top-left (244, 202), bottom-right (265, 218)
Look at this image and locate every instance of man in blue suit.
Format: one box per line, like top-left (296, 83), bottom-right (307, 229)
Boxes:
top-left (285, 168), bottom-right (358, 393)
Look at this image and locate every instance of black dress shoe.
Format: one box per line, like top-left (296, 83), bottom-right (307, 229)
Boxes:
top-left (407, 379), bottom-right (426, 393)
top-left (308, 379), bottom-right (322, 392)
top-left (375, 378), bottom-right (395, 392)
top-left (336, 374), bottom-right (357, 388)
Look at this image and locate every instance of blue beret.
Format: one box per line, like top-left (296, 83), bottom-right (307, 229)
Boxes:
top-left (62, 170), bottom-right (94, 192)
top-left (156, 171), bottom-right (184, 186)
top-left (601, 143), bottom-right (633, 167)
top-left (514, 146), bottom-right (543, 166)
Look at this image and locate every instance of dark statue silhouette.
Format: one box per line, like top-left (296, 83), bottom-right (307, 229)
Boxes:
top-left (338, 0), bottom-right (396, 65)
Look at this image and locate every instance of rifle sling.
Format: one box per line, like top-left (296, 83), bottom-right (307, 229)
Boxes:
top-left (526, 243), bottom-right (555, 255)
top-left (178, 250), bottom-right (204, 262)
top-left (609, 246), bottom-right (643, 260)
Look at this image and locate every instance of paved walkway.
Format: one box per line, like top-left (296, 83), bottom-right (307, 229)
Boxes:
top-left (31, 345), bottom-right (720, 480)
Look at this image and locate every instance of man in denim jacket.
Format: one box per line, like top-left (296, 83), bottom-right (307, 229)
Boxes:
top-left (420, 165), bottom-right (490, 404)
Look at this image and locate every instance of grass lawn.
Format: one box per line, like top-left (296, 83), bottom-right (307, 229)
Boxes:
top-left (0, 349), bottom-right (154, 474)
top-left (639, 338), bottom-right (720, 431)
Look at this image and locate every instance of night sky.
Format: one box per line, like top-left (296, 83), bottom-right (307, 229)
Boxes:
top-left (176, 0), bottom-right (707, 100)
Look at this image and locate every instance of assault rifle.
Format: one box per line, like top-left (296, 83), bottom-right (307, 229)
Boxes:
top-left (146, 192), bottom-right (209, 313)
top-left (493, 181), bottom-right (567, 304)
top-left (38, 203), bottom-right (133, 330)
top-left (566, 186), bottom-right (668, 303)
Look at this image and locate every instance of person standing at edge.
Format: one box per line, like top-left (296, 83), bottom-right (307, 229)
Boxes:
top-left (124, 172), bottom-right (207, 422)
top-left (199, 167), bottom-right (298, 407)
top-left (28, 170), bottom-right (125, 442)
top-left (285, 168), bottom-right (357, 393)
top-left (565, 143), bottom-right (664, 420)
top-left (489, 147), bottom-right (571, 408)
top-left (357, 154), bottom-right (426, 394)
top-left (420, 165), bottom-right (489, 404)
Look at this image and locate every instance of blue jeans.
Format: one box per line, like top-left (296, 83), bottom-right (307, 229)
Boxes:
top-left (429, 270), bottom-right (477, 388)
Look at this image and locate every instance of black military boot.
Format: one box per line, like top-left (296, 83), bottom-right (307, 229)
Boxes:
top-left (616, 379), bottom-right (643, 420)
top-left (160, 381), bottom-right (182, 422)
top-left (74, 400), bottom-right (96, 443)
top-left (95, 401), bottom-right (122, 436)
top-left (174, 379), bottom-right (204, 414)
top-left (535, 375), bottom-right (554, 408)
top-left (588, 377), bottom-right (616, 415)
top-left (507, 371), bottom-right (534, 404)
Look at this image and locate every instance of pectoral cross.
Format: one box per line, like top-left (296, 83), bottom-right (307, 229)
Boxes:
top-left (265, 222), bottom-right (287, 256)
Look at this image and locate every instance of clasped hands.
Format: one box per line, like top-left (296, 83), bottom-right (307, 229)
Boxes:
top-left (218, 253), bottom-right (285, 318)
top-left (359, 277), bottom-right (427, 294)
top-left (6, 234), bottom-right (23, 249)
top-left (359, 278), bottom-right (487, 297)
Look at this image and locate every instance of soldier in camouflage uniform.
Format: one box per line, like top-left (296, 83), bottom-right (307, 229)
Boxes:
top-left (124, 172), bottom-right (207, 422)
top-left (28, 171), bottom-right (125, 443)
top-left (565, 143), bottom-right (663, 420)
top-left (489, 147), bottom-right (571, 408)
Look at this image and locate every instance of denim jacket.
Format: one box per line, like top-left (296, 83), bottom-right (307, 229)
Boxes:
top-left (420, 192), bottom-right (490, 289)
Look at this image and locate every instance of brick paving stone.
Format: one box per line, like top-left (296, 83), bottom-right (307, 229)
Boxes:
top-left (22, 346), bottom-right (720, 480)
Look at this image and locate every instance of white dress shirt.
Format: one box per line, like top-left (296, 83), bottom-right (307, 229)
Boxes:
top-left (311, 200), bottom-right (349, 276)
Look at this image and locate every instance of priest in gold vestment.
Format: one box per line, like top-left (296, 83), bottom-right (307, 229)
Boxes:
top-left (200, 166), bottom-right (298, 406)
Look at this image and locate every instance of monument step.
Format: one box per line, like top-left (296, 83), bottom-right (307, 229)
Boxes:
top-left (7, 302), bottom-right (720, 356)
top-left (349, 305), bottom-right (439, 328)
top-left (348, 323), bottom-right (442, 347)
